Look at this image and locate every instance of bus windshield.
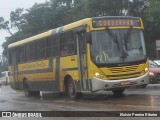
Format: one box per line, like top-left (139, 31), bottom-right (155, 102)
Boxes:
top-left (90, 29), bottom-right (146, 64)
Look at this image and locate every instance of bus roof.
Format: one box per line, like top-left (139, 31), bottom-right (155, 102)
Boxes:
top-left (8, 16), bottom-right (142, 49)
top-left (8, 18), bottom-right (92, 49)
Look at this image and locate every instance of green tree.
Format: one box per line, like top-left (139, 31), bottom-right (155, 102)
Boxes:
top-left (50, 0), bottom-right (74, 26)
top-left (0, 17), bottom-right (13, 35)
top-left (10, 8), bottom-right (26, 31)
top-left (127, 0), bottom-right (148, 17)
top-left (143, 0), bottom-right (160, 58)
top-left (83, 0), bottom-right (130, 17)
top-left (24, 2), bottom-right (52, 35)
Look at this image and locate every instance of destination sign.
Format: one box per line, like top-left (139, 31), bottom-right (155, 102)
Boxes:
top-left (92, 18), bottom-right (141, 28)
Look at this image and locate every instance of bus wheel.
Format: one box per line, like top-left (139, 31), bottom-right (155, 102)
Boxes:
top-left (112, 88), bottom-right (125, 96)
top-left (67, 78), bottom-right (81, 99)
top-left (32, 91), bottom-right (40, 97)
top-left (23, 81), bottom-right (32, 97)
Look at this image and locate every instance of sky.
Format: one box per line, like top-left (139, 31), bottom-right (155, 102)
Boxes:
top-left (0, 0), bottom-right (48, 55)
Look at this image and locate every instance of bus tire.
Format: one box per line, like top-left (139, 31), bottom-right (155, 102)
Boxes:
top-left (112, 88), bottom-right (125, 96)
top-left (23, 81), bottom-right (32, 97)
top-left (23, 81), bottom-right (40, 97)
top-left (67, 78), bottom-right (81, 99)
top-left (32, 91), bottom-right (40, 97)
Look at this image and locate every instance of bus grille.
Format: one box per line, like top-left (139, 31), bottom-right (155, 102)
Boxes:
top-left (108, 65), bottom-right (139, 73)
top-left (106, 72), bottom-right (140, 80)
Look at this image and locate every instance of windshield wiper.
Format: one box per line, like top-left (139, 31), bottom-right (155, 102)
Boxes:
top-left (105, 27), bottom-right (120, 50)
top-left (105, 28), bottom-right (128, 60)
top-left (120, 26), bottom-right (133, 60)
top-left (124, 26), bottom-right (133, 50)
top-left (121, 48), bottom-right (128, 59)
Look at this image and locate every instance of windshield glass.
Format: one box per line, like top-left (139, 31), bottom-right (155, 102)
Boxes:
top-left (90, 29), bottom-right (146, 64)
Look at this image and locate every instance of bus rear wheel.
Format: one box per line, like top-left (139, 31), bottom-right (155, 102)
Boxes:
top-left (23, 81), bottom-right (32, 97)
top-left (23, 81), bottom-right (40, 97)
top-left (67, 78), bottom-right (82, 99)
top-left (32, 91), bottom-right (40, 97)
top-left (112, 88), bottom-right (125, 96)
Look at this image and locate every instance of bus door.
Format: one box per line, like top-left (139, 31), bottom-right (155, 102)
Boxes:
top-left (76, 32), bottom-right (91, 91)
top-left (12, 49), bottom-right (19, 89)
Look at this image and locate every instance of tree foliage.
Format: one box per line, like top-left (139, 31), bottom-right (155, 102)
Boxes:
top-left (10, 8), bottom-right (26, 31)
top-left (0, 17), bottom-right (13, 35)
top-left (1, 0), bottom-right (160, 59)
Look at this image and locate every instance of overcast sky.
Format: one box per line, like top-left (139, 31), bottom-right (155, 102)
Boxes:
top-left (0, 0), bottom-right (47, 55)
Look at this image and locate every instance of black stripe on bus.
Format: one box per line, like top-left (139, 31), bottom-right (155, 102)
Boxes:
top-left (30, 80), bottom-right (58, 91)
top-left (55, 57), bottom-right (60, 91)
top-left (63, 67), bottom-right (79, 71)
top-left (63, 67), bottom-right (88, 71)
top-left (16, 80), bottom-right (58, 91)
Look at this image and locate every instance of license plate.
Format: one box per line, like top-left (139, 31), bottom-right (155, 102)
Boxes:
top-left (121, 81), bottom-right (130, 86)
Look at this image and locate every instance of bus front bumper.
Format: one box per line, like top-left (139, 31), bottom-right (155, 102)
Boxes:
top-left (91, 72), bottom-right (149, 92)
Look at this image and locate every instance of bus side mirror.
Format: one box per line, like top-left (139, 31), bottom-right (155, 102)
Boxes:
top-left (86, 32), bottom-right (92, 45)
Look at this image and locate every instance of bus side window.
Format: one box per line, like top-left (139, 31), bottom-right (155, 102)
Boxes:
top-left (60, 31), bottom-right (75, 56)
top-left (26, 42), bottom-right (36, 61)
top-left (47, 35), bottom-right (59, 57)
top-left (19, 45), bottom-right (25, 63)
top-left (36, 39), bottom-right (46, 60)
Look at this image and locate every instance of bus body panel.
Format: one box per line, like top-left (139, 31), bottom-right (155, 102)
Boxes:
top-left (59, 55), bottom-right (79, 92)
top-left (9, 58), bottom-right (59, 91)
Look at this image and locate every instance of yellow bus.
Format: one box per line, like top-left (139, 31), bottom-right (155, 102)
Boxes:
top-left (8, 16), bottom-right (149, 99)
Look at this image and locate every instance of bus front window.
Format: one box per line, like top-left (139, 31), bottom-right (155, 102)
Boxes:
top-left (90, 29), bottom-right (146, 64)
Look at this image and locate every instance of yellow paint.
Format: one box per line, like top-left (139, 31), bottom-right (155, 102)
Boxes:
top-left (8, 59), bottom-right (55, 83)
top-left (18, 72), bottom-right (55, 82)
top-left (59, 55), bottom-right (79, 92)
top-left (18, 60), bottom-right (49, 71)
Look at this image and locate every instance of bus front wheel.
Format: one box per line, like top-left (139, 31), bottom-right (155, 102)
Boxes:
top-left (67, 78), bottom-right (82, 99)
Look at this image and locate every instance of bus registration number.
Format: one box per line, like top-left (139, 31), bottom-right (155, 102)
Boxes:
top-left (121, 81), bottom-right (130, 86)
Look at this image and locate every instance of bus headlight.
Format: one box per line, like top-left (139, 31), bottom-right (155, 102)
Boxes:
top-left (95, 72), bottom-right (100, 77)
top-left (140, 67), bottom-right (148, 76)
top-left (145, 67), bottom-right (148, 72)
top-left (95, 72), bottom-right (105, 79)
